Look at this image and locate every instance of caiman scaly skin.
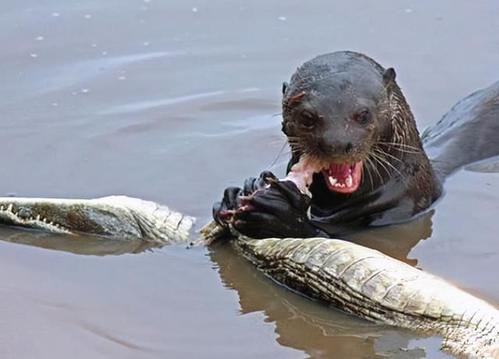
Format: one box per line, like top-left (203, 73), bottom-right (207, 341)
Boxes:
top-left (0, 197), bottom-right (497, 358)
top-left (238, 237), bottom-right (499, 358)
top-left (0, 196), bottom-right (194, 243)
top-left (201, 221), bottom-right (499, 359)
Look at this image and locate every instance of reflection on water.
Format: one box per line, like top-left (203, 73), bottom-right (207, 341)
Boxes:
top-left (0, 226), bottom-right (159, 256)
top-left (205, 210), bottom-right (441, 358)
top-left (347, 211), bottom-right (435, 266)
top-left (210, 242), bottom-right (432, 359)
top-left (27, 51), bottom-right (177, 99)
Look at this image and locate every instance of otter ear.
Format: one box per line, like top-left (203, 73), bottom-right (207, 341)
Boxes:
top-left (383, 68), bottom-right (396, 84)
top-left (282, 81), bottom-right (289, 95)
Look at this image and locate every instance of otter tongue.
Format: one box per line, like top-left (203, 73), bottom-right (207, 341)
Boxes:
top-left (330, 163), bottom-right (351, 180)
top-left (323, 162), bottom-right (362, 194)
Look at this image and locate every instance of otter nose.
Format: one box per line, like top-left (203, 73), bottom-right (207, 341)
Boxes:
top-left (318, 138), bottom-right (354, 155)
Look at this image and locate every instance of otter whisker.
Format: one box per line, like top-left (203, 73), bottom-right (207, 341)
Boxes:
top-left (374, 147), bottom-right (405, 165)
top-left (287, 142), bottom-right (306, 154)
top-left (365, 155), bottom-right (384, 185)
top-left (376, 141), bottom-right (421, 151)
top-left (268, 141), bottom-right (290, 169)
top-left (375, 141), bottom-right (422, 154)
top-left (379, 145), bottom-right (420, 154)
top-left (371, 150), bottom-right (407, 185)
top-left (370, 152), bottom-right (392, 180)
top-left (285, 136), bottom-right (305, 142)
top-left (269, 139), bottom-right (288, 145)
top-left (362, 157), bottom-right (376, 192)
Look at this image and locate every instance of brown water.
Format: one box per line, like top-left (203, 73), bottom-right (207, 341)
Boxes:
top-left (0, 1), bottom-right (498, 358)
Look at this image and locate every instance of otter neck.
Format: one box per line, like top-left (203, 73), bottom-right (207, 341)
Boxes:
top-left (360, 83), bottom-right (429, 189)
top-left (383, 83), bottom-right (425, 155)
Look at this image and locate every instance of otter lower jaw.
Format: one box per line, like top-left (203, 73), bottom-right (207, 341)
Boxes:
top-left (321, 161), bottom-right (363, 194)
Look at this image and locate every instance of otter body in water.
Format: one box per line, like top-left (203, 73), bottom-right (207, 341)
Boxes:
top-left (213, 51), bottom-right (499, 238)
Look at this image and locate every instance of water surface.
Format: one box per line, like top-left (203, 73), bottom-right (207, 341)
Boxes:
top-left (0, 1), bottom-right (498, 358)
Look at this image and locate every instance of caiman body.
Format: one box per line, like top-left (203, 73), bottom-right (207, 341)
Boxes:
top-left (0, 195), bottom-right (497, 358)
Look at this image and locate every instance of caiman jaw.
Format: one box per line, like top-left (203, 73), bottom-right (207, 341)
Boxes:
top-left (0, 203), bottom-right (71, 234)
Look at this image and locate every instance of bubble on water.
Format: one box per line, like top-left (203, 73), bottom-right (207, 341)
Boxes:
top-left (191, 7), bottom-right (198, 13)
top-left (118, 76), bottom-right (127, 81)
top-left (91, 43), bottom-right (97, 48)
top-left (84, 14), bottom-right (92, 19)
top-left (101, 51), bottom-right (108, 56)
top-left (51, 102), bottom-right (59, 107)
top-left (277, 16), bottom-right (287, 21)
top-left (143, 0), bottom-right (151, 3)
top-left (143, 41), bottom-right (150, 46)
top-left (81, 88), bottom-right (90, 94)
top-left (30, 53), bottom-right (38, 58)
top-left (404, 8), bottom-right (413, 13)
top-left (52, 12), bottom-right (60, 17)
top-left (35, 36), bottom-right (44, 41)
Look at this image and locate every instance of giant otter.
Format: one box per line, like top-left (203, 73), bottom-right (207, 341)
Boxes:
top-left (213, 51), bottom-right (499, 239)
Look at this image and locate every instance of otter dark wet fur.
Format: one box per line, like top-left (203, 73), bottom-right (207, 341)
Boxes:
top-left (213, 51), bottom-right (499, 239)
top-left (282, 51), bottom-right (442, 231)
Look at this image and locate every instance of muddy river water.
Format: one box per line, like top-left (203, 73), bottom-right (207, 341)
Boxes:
top-left (0, 1), bottom-right (498, 358)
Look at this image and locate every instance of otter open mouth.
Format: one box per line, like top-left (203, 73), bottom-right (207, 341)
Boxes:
top-left (321, 161), bottom-right (363, 194)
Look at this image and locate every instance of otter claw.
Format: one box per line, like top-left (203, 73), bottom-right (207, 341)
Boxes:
top-left (218, 209), bottom-right (236, 221)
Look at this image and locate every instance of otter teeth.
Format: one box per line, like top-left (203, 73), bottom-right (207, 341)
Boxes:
top-left (328, 175), bottom-right (354, 188)
top-left (346, 175), bottom-right (353, 187)
top-left (328, 176), bottom-right (338, 186)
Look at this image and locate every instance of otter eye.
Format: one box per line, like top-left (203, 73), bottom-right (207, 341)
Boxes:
top-left (300, 110), bottom-right (316, 129)
top-left (354, 109), bottom-right (371, 125)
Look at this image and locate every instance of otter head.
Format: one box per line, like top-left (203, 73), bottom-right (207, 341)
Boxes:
top-left (282, 51), bottom-right (401, 194)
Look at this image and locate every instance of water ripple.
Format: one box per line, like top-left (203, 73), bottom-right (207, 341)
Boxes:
top-left (31, 51), bottom-right (182, 95)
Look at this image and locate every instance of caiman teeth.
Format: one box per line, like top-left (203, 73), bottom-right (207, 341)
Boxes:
top-left (328, 176), bottom-right (337, 186)
top-left (7, 204), bottom-right (13, 212)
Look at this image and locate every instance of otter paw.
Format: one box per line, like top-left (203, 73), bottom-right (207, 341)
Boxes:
top-left (232, 181), bottom-right (316, 239)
